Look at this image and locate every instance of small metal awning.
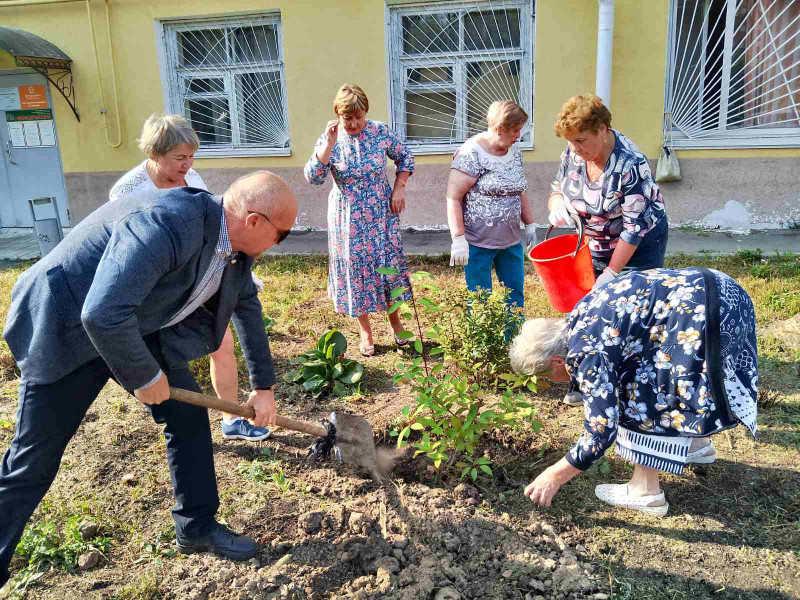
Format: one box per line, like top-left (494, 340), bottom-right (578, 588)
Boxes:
top-left (0, 27), bottom-right (79, 121)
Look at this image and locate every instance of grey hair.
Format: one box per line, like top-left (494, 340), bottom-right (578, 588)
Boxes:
top-left (509, 318), bottom-right (570, 376)
top-left (138, 114), bottom-right (200, 157)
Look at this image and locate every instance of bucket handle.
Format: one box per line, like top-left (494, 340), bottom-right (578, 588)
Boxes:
top-left (544, 215), bottom-right (585, 258)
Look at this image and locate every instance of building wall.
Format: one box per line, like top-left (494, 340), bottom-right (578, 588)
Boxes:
top-left (1, 0), bottom-right (797, 229)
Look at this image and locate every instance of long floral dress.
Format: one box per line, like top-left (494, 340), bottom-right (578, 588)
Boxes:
top-left (564, 267), bottom-right (758, 475)
top-left (304, 120), bottom-right (415, 317)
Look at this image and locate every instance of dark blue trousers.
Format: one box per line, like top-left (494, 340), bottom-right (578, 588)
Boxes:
top-left (0, 337), bottom-right (219, 588)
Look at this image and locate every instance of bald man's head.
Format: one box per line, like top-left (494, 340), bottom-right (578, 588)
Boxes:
top-left (226, 171), bottom-right (297, 227)
top-left (223, 171), bottom-right (298, 256)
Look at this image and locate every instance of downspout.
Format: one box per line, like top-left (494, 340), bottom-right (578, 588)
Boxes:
top-left (596, 0), bottom-right (615, 109)
top-left (0, 0), bottom-right (122, 147)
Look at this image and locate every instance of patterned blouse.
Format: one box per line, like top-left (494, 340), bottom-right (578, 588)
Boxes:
top-left (551, 130), bottom-right (666, 258)
top-left (451, 136), bottom-right (527, 249)
top-left (563, 267), bottom-right (758, 471)
top-left (109, 160), bottom-right (207, 201)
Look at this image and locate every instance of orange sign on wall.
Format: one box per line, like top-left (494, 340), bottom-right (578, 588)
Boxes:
top-left (18, 85), bottom-right (48, 110)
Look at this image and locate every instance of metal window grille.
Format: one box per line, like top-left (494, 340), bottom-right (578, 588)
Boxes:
top-left (388, 0), bottom-right (535, 154)
top-left (160, 14), bottom-right (290, 157)
top-left (666, 0), bottom-right (800, 149)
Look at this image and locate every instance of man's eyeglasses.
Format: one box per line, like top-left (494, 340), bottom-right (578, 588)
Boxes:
top-left (250, 211), bottom-right (290, 245)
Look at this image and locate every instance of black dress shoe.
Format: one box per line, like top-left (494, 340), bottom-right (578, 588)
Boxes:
top-left (176, 523), bottom-right (257, 561)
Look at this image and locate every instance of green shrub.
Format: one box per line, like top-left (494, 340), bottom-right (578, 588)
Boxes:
top-left (378, 267), bottom-right (542, 480)
top-left (434, 286), bottom-right (523, 385)
top-left (283, 329), bottom-right (364, 397)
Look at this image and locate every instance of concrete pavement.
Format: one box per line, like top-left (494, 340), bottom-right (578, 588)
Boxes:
top-left (0, 226), bottom-right (797, 262)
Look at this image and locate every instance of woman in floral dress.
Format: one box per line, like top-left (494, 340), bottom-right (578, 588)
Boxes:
top-left (510, 267), bottom-right (758, 516)
top-left (304, 84), bottom-right (414, 356)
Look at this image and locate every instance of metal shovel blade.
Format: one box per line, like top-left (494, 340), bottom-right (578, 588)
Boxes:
top-left (329, 411), bottom-right (381, 483)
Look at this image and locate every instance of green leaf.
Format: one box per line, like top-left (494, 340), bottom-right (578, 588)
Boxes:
top-left (340, 363), bottom-right (364, 384)
top-left (332, 382), bottom-right (348, 397)
top-left (410, 422), bottom-right (424, 430)
top-left (479, 465), bottom-right (493, 476)
top-left (324, 330), bottom-right (347, 358)
top-left (282, 369), bottom-right (303, 383)
top-left (376, 266), bottom-right (399, 275)
top-left (302, 375), bottom-right (326, 391)
top-left (390, 286), bottom-right (406, 299)
top-left (388, 300), bottom-right (404, 314)
top-left (526, 381), bottom-right (537, 393)
top-left (471, 468), bottom-right (478, 481)
top-left (332, 363), bottom-right (344, 378)
top-left (414, 339), bottom-right (423, 354)
top-left (428, 347), bottom-right (444, 355)
top-left (395, 330), bottom-right (414, 340)
top-left (402, 312), bottom-right (413, 320)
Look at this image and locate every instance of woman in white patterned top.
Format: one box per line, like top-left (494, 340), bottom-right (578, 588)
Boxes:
top-left (446, 101), bottom-right (537, 309)
top-left (109, 114), bottom-right (269, 443)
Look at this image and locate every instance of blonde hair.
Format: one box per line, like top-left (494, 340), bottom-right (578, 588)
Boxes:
top-left (509, 318), bottom-right (569, 376)
top-left (553, 93), bottom-right (612, 138)
top-left (138, 114), bottom-right (200, 157)
top-left (333, 84), bottom-right (369, 116)
top-left (487, 100), bottom-right (528, 132)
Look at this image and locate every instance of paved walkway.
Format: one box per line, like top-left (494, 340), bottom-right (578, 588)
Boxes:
top-left (0, 227), bottom-right (797, 262)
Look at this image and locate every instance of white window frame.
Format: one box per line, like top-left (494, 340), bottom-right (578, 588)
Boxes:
top-left (665, 0), bottom-right (800, 149)
top-left (387, 0), bottom-right (535, 155)
top-left (156, 13), bottom-right (291, 158)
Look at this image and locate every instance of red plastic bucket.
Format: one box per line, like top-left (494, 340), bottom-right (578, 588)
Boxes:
top-left (528, 221), bottom-right (595, 313)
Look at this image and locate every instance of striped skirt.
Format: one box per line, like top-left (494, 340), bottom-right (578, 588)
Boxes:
top-left (614, 427), bottom-right (691, 475)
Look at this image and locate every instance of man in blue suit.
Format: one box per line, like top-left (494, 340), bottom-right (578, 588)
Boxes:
top-left (0, 171), bottom-right (297, 588)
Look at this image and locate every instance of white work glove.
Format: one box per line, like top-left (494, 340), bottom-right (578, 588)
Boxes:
top-left (592, 267), bottom-right (619, 290)
top-left (523, 223), bottom-right (538, 249)
top-left (450, 234), bottom-right (470, 266)
top-left (548, 195), bottom-right (573, 228)
top-left (251, 272), bottom-right (265, 292)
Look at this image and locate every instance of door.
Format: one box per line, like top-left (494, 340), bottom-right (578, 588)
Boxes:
top-left (0, 71), bottom-right (69, 227)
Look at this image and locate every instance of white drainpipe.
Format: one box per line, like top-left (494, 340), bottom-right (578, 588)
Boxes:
top-left (596, 0), bottom-right (615, 109)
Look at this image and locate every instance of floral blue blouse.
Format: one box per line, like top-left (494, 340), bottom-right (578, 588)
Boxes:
top-left (563, 268), bottom-right (758, 471)
top-left (551, 130), bottom-right (667, 258)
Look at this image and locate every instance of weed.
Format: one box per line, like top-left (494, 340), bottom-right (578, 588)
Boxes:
top-left (109, 574), bottom-right (163, 600)
top-left (735, 248), bottom-right (764, 263)
top-left (9, 515), bottom-right (111, 594)
top-left (270, 469), bottom-right (292, 494)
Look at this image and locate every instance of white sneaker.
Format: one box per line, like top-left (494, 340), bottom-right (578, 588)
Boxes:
top-left (594, 483), bottom-right (669, 516)
top-left (686, 443), bottom-right (716, 464)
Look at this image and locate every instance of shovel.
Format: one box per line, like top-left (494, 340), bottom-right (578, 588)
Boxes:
top-left (168, 387), bottom-right (383, 482)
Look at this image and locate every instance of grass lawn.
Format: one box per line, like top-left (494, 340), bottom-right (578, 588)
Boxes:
top-left (0, 249), bottom-right (798, 600)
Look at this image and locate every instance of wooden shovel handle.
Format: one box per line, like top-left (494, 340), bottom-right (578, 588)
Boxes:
top-left (168, 387), bottom-right (329, 439)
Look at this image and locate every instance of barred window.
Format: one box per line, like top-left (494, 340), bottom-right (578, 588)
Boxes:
top-left (666, 0), bottom-right (800, 148)
top-left (388, 1), bottom-right (535, 154)
top-left (159, 14), bottom-right (290, 157)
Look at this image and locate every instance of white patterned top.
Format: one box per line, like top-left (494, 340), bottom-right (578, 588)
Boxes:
top-left (451, 136), bottom-right (527, 249)
top-left (109, 160), bottom-right (207, 202)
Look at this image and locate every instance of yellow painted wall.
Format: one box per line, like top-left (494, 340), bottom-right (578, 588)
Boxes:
top-left (1, 0), bottom-right (796, 177)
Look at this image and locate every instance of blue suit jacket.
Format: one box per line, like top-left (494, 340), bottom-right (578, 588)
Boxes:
top-left (3, 188), bottom-right (275, 391)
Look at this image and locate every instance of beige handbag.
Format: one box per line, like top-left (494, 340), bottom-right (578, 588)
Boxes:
top-left (655, 113), bottom-right (681, 183)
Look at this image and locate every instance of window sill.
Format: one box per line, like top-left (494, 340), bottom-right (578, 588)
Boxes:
top-left (407, 141), bottom-right (534, 155)
top-left (195, 147), bottom-right (292, 158)
top-left (673, 131), bottom-right (800, 149)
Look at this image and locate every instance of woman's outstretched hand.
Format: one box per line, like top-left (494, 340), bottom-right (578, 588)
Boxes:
top-left (524, 458), bottom-right (582, 507)
top-left (323, 120), bottom-right (339, 149)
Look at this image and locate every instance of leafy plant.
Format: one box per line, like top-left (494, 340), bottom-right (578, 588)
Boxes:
top-left (283, 329), bottom-right (364, 397)
top-left (378, 267), bottom-right (542, 475)
top-left (434, 286), bottom-right (523, 384)
top-left (456, 454), bottom-right (493, 481)
top-left (10, 516), bottom-right (111, 594)
top-left (270, 469), bottom-right (292, 495)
